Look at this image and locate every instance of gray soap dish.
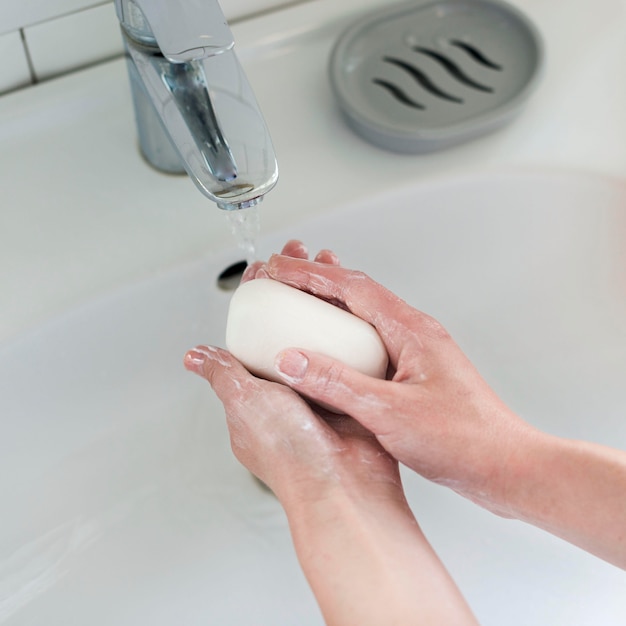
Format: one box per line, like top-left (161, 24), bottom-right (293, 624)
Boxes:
top-left (329, 0), bottom-right (544, 153)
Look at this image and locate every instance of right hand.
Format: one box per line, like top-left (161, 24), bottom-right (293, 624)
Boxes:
top-left (262, 249), bottom-right (539, 515)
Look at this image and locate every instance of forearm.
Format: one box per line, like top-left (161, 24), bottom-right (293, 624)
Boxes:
top-left (502, 430), bottom-right (626, 569)
top-left (283, 487), bottom-right (478, 626)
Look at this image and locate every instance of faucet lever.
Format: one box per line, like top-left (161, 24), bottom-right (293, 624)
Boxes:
top-left (116, 0), bottom-right (234, 62)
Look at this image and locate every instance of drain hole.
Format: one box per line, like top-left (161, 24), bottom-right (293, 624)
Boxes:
top-left (372, 78), bottom-right (425, 109)
top-left (412, 47), bottom-right (494, 92)
top-left (382, 56), bottom-right (464, 103)
top-left (449, 40), bottom-right (503, 71)
top-left (217, 260), bottom-right (247, 291)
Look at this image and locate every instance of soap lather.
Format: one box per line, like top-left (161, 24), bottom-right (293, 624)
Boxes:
top-left (226, 279), bottom-right (389, 386)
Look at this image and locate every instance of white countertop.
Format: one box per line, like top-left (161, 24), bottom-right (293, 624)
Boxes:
top-left (1, 0), bottom-right (625, 342)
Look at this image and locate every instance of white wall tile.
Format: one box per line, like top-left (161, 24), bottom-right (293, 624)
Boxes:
top-left (24, 4), bottom-right (123, 81)
top-left (0, 31), bottom-right (32, 94)
top-left (0, 0), bottom-right (106, 35)
top-left (3, 0), bottom-right (311, 93)
top-left (222, 0), bottom-right (307, 21)
top-left (1, 0), bottom-right (305, 36)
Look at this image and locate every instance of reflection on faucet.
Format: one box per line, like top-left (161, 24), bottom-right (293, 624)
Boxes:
top-left (115, 0), bottom-right (278, 210)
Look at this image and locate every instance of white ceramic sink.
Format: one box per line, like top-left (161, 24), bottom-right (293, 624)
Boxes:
top-left (1, 0), bottom-right (626, 623)
top-left (1, 170), bottom-right (625, 625)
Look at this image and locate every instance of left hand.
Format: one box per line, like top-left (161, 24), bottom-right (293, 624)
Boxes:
top-left (184, 241), bottom-right (404, 510)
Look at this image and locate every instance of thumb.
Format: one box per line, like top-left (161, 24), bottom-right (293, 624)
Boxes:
top-left (274, 348), bottom-right (391, 423)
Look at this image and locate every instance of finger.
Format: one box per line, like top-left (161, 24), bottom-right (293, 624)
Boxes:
top-left (266, 255), bottom-right (432, 364)
top-left (241, 261), bottom-right (264, 283)
top-left (266, 255), bottom-right (399, 322)
top-left (242, 241), bottom-right (309, 285)
top-left (314, 249), bottom-right (341, 266)
top-left (185, 345), bottom-right (326, 425)
top-left (280, 239), bottom-right (309, 259)
top-left (184, 345), bottom-right (263, 405)
top-left (274, 348), bottom-right (398, 436)
top-left (322, 412), bottom-right (380, 442)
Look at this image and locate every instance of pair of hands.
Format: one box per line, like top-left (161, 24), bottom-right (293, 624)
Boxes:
top-left (184, 240), bottom-right (532, 513)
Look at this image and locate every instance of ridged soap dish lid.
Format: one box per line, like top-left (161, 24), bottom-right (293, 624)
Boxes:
top-left (329, 0), bottom-right (544, 153)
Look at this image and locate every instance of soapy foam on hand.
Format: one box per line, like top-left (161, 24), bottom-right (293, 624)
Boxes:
top-left (225, 279), bottom-right (388, 383)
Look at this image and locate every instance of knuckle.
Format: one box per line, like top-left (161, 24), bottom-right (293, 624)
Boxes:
top-left (316, 361), bottom-right (347, 397)
top-left (421, 313), bottom-right (451, 340)
top-left (408, 310), bottom-right (451, 341)
top-left (341, 270), bottom-right (369, 302)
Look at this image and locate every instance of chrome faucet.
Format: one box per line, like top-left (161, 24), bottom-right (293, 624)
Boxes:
top-left (115, 0), bottom-right (278, 210)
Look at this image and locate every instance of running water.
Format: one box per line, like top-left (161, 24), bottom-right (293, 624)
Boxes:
top-left (224, 205), bottom-right (260, 265)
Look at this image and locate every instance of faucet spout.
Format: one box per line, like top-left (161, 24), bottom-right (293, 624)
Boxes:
top-left (163, 61), bottom-right (238, 183)
top-left (116, 0), bottom-right (278, 210)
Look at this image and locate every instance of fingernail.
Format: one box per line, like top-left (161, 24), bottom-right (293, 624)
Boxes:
top-left (275, 349), bottom-right (308, 383)
top-left (184, 349), bottom-right (207, 374)
top-left (266, 254), bottom-right (281, 272)
top-left (241, 264), bottom-right (257, 282)
top-left (255, 267), bottom-right (270, 279)
top-left (290, 241), bottom-right (308, 257)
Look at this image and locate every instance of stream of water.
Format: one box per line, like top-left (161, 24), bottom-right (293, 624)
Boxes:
top-left (224, 205), bottom-right (260, 265)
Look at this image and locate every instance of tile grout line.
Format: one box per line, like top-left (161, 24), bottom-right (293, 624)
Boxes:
top-left (19, 28), bottom-right (38, 85)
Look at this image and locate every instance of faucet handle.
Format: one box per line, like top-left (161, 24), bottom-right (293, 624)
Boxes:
top-left (116, 0), bottom-right (234, 62)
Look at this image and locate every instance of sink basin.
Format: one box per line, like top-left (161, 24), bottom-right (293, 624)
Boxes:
top-left (2, 0), bottom-right (626, 621)
top-left (1, 169), bottom-right (625, 625)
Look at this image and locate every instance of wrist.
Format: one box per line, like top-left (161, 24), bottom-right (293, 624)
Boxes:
top-left (279, 463), bottom-right (420, 576)
top-left (281, 473), bottom-right (478, 625)
top-left (270, 437), bottom-right (407, 519)
top-left (495, 432), bottom-right (626, 567)
top-left (489, 426), bottom-right (611, 527)
top-left (459, 411), bottom-right (545, 519)
top-left (493, 425), bottom-right (553, 519)
top-left (276, 463), bottom-right (409, 525)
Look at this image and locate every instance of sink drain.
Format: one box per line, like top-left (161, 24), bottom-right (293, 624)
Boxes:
top-left (217, 260), bottom-right (247, 291)
top-left (329, 0), bottom-right (544, 153)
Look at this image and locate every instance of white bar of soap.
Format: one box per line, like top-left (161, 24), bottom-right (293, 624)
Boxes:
top-left (225, 278), bottom-right (388, 382)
